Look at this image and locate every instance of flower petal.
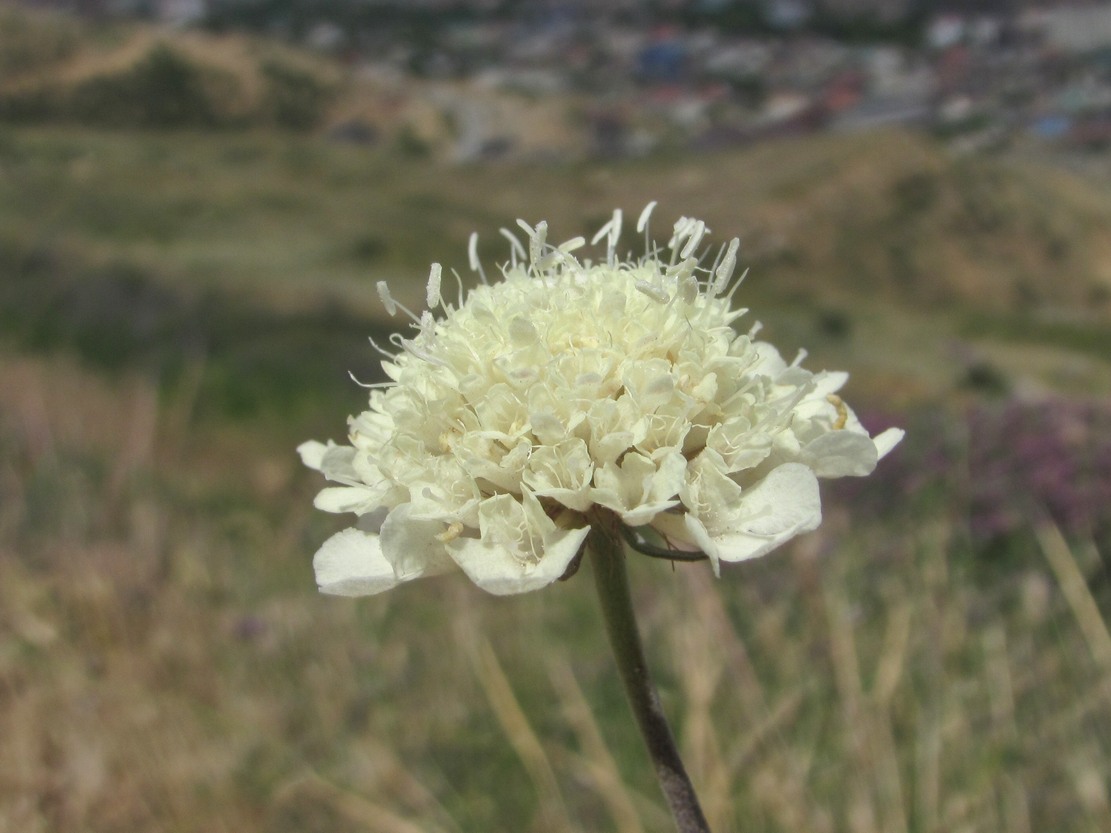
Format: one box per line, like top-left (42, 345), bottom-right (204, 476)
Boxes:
top-left (379, 504), bottom-right (457, 581)
top-left (313, 527), bottom-right (400, 596)
top-left (801, 430), bottom-right (880, 477)
top-left (297, 440), bottom-right (328, 470)
top-left (299, 440), bottom-right (367, 485)
top-left (446, 494), bottom-right (590, 595)
top-left (314, 485), bottom-right (387, 515)
top-left (689, 463), bottom-right (821, 565)
top-left (810, 370), bottom-right (849, 398)
top-left (521, 439), bottom-right (595, 512)
top-left (591, 450), bottom-right (684, 525)
top-left (873, 427), bottom-right (905, 460)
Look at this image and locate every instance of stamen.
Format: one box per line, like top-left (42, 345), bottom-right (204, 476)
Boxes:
top-left (591, 217), bottom-right (614, 247)
top-left (711, 238), bottom-right (740, 295)
top-left (499, 228), bottom-right (527, 265)
top-left (666, 257), bottom-right (697, 279)
top-left (534, 252), bottom-right (560, 271)
top-left (635, 280), bottom-right (670, 303)
top-left (401, 338), bottom-right (449, 367)
top-left (668, 216), bottom-right (696, 266)
top-left (529, 220), bottom-right (548, 268)
top-left (679, 219), bottom-right (707, 260)
top-left (637, 201), bottom-right (658, 257)
top-left (348, 370), bottom-right (393, 389)
top-left (367, 336), bottom-right (396, 359)
top-left (376, 280), bottom-right (420, 323)
top-left (468, 232), bottom-right (487, 284)
top-left (436, 521), bottom-right (465, 543)
top-left (670, 216), bottom-right (695, 245)
top-left (377, 281), bottom-right (397, 316)
top-left (827, 394), bottom-right (849, 430)
top-left (451, 268), bottom-right (465, 307)
top-left (608, 208), bottom-right (623, 266)
top-left (677, 269), bottom-right (699, 303)
top-left (724, 267), bottom-right (749, 305)
top-left (426, 263), bottom-right (442, 309)
top-left (723, 306), bottom-right (749, 325)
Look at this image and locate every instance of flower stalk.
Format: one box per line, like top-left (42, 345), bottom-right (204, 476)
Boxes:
top-left (589, 519), bottom-right (712, 833)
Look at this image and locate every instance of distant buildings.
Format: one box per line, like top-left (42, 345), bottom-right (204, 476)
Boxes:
top-left (7, 0), bottom-right (1111, 161)
top-left (1019, 5), bottom-right (1111, 54)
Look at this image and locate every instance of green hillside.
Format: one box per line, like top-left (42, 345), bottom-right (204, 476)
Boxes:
top-left (3, 125), bottom-right (1110, 413)
top-left (0, 7), bottom-right (339, 130)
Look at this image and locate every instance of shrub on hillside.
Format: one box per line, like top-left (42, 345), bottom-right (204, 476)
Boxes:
top-left (0, 9), bottom-right (80, 77)
top-left (260, 59), bottom-right (332, 130)
top-left (0, 87), bottom-right (59, 123)
top-left (68, 45), bottom-right (237, 129)
top-left (0, 40), bottom-right (332, 132)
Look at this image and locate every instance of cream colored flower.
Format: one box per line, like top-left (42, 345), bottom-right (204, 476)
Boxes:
top-left (301, 205), bottom-right (903, 595)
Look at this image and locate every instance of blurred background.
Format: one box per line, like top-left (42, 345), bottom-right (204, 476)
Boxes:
top-left (2, 1), bottom-right (1111, 831)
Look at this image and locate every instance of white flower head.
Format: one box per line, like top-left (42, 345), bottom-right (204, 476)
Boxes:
top-left (300, 207), bottom-right (903, 596)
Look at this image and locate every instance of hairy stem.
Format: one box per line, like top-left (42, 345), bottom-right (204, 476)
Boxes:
top-left (588, 523), bottom-right (713, 833)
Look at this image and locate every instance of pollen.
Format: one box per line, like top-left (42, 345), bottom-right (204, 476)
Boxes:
top-left (436, 521), bottom-right (465, 543)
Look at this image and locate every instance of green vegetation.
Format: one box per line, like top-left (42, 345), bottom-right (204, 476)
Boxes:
top-left (68, 45), bottom-right (230, 129)
top-left (2, 97), bottom-right (1111, 833)
top-left (0, 43), bottom-right (335, 130)
top-left (0, 7), bottom-right (81, 76)
top-left (0, 10), bottom-right (335, 131)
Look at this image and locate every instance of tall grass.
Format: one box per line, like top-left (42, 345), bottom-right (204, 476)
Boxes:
top-left (2, 348), bottom-right (1109, 832)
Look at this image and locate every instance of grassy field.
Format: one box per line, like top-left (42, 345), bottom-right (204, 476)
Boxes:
top-left (2, 122), bottom-right (1111, 832)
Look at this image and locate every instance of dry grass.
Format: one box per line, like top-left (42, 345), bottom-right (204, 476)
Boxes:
top-left (2, 347), bottom-right (1109, 832)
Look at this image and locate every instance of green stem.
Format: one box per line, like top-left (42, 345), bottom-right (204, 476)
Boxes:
top-left (588, 523), bottom-right (713, 833)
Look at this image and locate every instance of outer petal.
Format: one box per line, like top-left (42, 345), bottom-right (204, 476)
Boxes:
top-left (299, 440), bottom-right (368, 485)
top-left (314, 485), bottom-right (388, 515)
top-left (801, 430), bottom-right (880, 477)
top-left (313, 527), bottom-right (401, 596)
top-left (873, 427), bottom-right (905, 461)
top-left (688, 463), bottom-right (821, 566)
top-left (446, 494), bottom-right (590, 595)
top-left (378, 504), bottom-right (457, 581)
top-left (810, 370), bottom-right (849, 398)
top-left (298, 440), bottom-right (329, 471)
top-left (317, 444), bottom-right (359, 481)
